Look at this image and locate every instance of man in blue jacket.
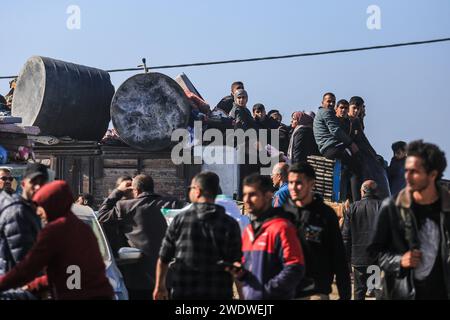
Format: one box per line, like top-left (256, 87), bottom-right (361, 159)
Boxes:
top-left (271, 162), bottom-right (290, 208)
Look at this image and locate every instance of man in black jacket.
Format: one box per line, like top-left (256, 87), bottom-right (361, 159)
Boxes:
top-left (98, 174), bottom-right (184, 300)
top-left (0, 164), bottom-right (48, 277)
top-left (283, 162), bottom-right (351, 300)
top-left (342, 180), bottom-right (382, 300)
top-left (347, 97), bottom-right (391, 200)
top-left (252, 103), bottom-right (279, 148)
top-left (252, 104), bottom-right (279, 130)
top-left (368, 140), bottom-right (450, 300)
top-left (335, 99), bottom-right (351, 136)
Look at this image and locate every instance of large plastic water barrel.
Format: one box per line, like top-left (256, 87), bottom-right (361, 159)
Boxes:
top-left (12, 56), bottom-right (115, 141)
top-left (111, 72), bottom-right (191, 151)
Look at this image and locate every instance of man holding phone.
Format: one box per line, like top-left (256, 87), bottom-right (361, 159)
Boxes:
top-left (228, 174), bottom-right (305, 300)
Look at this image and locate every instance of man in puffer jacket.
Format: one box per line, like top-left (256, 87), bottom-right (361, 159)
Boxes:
top-left (0, 164), bottom-right (49, 276)
top-left (0, 181), bottom-right (114, 300)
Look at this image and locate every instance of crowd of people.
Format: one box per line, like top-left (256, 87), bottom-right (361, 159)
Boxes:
top-left (0, 137), bottom-right (447, 301)
top-left (0, 80), bottom-right (448, 301)
top-left (189, 81), bottom-right (404, 202)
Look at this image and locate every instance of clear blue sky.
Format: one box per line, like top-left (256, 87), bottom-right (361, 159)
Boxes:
top-left (1, 0), bottom-right (449, 178)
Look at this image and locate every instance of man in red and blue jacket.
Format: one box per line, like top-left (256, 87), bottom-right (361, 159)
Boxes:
top-left (230, 174), bottom-right (304, 300)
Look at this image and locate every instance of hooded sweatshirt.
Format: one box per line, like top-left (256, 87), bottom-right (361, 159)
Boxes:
top-left (0, 181), bottom-right (113, 300)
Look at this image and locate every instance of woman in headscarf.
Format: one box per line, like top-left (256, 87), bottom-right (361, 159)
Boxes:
top-left (0, 181), bottom-right (114, 300)
top-left (287, 111), bottom-right (320, 164)
top-left (228, 89), bottom-right (255, 130)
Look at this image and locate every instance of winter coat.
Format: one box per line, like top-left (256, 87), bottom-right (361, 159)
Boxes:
top-left (240, 208), bottom-right (305, 300)
top-left (288, 126), bottom-right (320, 164)
top-left (98, 191), bottom-right (183, 291)
top-left (313, 107), bottom-right (353, 154)
top-left (0, 192), bottom-right (41, 275)
top-left (216, 95), bottom-right (234, 115)
top-left (349, 118), bottom-right (391, 199)
top-left (368, 186), bottom-right (450, 300)
top-left (229, 104), bottom-right (255, 131)
top-left (254, 116), bottom-right (280, 146)
top-left (348, 118), bottom-right (377, 157)
top-left (341, 195), bottom-right (382, 266)
top-left (283, 196), bottom-right (351, 299)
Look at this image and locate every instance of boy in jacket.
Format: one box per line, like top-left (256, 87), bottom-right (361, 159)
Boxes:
top-left (230, 174), bottom-right (304, 300)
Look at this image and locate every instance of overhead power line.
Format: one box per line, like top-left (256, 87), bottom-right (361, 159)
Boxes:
top-left (1, 37), bottom-right (449, 80)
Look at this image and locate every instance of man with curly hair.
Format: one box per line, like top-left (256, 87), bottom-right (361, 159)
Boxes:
top-left (369, 140), bottom-right (449, 300)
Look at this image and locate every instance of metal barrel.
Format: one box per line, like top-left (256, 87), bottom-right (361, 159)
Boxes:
top-left (111, 72), bottom-right (191, 151)
top-left (12, 56), bottom-right (115, 141)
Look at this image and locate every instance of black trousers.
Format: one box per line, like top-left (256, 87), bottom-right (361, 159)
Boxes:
top-left (353, 266), bottom-right (370, 300)
top-left (323, 144), bottom-right (362, 201)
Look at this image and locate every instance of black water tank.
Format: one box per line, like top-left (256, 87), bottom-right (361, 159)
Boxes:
top-left (12, 56), bottom-right (115, 141)
top-left (111, 72), bottom-right (191, 151)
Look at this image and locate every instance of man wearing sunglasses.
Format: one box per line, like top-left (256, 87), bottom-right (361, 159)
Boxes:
top-left (0, 169), bottom-right (14, 195)
top-left (0, 164), bottom-right (49, 291)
